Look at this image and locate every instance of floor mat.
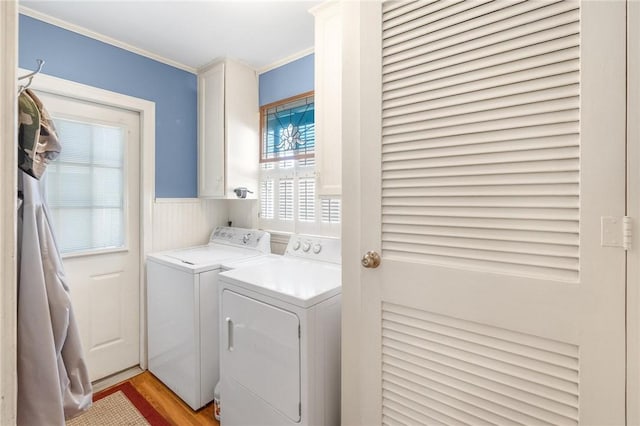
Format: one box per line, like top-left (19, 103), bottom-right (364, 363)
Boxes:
top-left (66, 381), bottom-right (170, 426)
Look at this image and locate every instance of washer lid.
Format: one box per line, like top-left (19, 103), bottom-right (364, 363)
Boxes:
top-left (148, 244), bottom-right (264, 273)
top-left (219, 257), bottom-right (341, 308)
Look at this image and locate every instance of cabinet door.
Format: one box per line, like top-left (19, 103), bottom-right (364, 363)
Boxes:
top-left (198, 62), bottom-right (225, 197)
top-left (225, 60), bottom-right (259, 198)
top-left (314, 1), bottom-right (342, 196)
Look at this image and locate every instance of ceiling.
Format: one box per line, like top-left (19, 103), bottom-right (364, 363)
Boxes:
top-left (20, 0), bottom-right (321, 72)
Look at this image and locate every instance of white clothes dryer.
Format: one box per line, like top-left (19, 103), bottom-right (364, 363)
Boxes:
top-left (218, 235), bottom-right (341, 426)
top-left (146, 227), bottom-right (270, 410)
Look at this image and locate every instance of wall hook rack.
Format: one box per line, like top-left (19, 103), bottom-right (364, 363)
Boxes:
top-left (18, 59), bottom-right (45, 95)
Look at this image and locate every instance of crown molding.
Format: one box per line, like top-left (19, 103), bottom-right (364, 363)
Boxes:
top-left (19, 6), bottom-right (197, 74)
top-left (258, 47), bottom-right (314, 75)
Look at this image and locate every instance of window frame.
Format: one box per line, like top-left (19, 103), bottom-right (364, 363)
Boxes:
top-left (259, 90), bottom-right (316, 164)
top-left (258, 91), bottom-right (341, 238)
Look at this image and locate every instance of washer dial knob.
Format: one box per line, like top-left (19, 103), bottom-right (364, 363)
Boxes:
top-left (292, 240), bottom-right (301, 251)
top-left (313, 243), bottom-right (322, 254)
top-left (302, 242), bottom-right (311, 252)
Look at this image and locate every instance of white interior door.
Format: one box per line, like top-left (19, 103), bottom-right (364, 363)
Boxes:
top-left (35, 90), bottom-right (141, 382)
top-left (343, 1), bottom-right (627, 424)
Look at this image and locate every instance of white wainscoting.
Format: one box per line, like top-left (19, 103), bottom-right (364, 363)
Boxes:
top-left (152, 198), bottom-right (228, 251)
top-left (227, 199), bottom-right (258, 229)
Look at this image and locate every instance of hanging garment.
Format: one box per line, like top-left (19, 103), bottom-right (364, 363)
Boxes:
top-left (17, 88), bottom-right (92, 426)
top-left (17, 172), bottom-right (93, 425)
top-left (18, 89), bottom-right (61, 180)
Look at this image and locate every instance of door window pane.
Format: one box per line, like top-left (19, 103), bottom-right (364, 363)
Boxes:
top-left (46, 118), bottom-right (125, 254)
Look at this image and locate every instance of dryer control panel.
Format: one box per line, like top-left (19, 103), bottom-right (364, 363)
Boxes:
top-left (285, 235), bottom-right (341, 264)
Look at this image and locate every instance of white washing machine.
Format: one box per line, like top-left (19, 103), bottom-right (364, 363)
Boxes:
top-left (146, 227), bottom-right (270, 410)
top-left (218, 235), bottom-right (341, 426)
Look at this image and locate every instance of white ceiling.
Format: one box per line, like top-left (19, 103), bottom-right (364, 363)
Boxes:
top-left (20, 0), bottom-right (321, 72)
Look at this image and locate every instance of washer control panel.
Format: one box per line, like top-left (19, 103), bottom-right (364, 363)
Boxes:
top-left (210, 227), bottom-right (271, 253)
top-left (285, 235), bottom-right (341, 264)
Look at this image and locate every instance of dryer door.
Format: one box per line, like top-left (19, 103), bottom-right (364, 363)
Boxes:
top-left (221, 289), bottom-right (301, 422)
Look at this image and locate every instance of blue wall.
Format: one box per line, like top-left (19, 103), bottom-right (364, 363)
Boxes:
top-left (19, 14), bottom-right (198, 198)
top-left (259, 54), bottom-right (314, 106)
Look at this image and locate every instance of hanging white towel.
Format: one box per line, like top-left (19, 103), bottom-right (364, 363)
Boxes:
top-left (17, 171), bottom-right (92, 425)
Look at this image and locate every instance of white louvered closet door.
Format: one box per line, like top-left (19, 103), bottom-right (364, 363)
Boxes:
top-left (350, 1), bottom-right (627, 424)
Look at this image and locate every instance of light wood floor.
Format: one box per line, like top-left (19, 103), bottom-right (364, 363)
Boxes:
top-left (123, 371), bottom-right (219, 426)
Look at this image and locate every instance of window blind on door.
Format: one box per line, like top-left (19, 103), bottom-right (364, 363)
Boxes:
top-left (381, 0), bottom-right (580, 281)
top-left (45, 118), bottom-right (125, 254)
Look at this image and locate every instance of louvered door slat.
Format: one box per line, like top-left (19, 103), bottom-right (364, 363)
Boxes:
top-left (383, 132), bottom-right (577, 156)
top-left (383, 126), bottom-right (578, 154)
top-left (382, 225), bottom-right (577, 247)
top-left (382, 195), bottom-right (578, 209)
top-left (382, 302), bottom-right (581, 425)
top-left (383, 23), bottom-right (579, 77)
top-left (383, 206), bottom-right (577, 222)
top-left (383, 111), bottom-right (579, 145)
top-left (384, 389), bottom-right (469, 426)
top-left (383, 171), bottom-right (578, 188)
top-left (383, 35), bottom-right (579, 89)
top-left (381, 0), bottom-right (580, 281)
top-left (383, 1), bottom-right (573, 52)
top-left (382, 0), bottom-right (438, 17)
top-left (384, 49), bottom-right (579, 101)
top-left (383, 98), bottom-right (578, 135)
top-left (383, 147), bottom-right (578, 171)
top-left (384, 5), bottom-right (579, 66)
top-left (383, 402), bottom-right (447, 426)
top-left (383, 82), bottom-right (578, 122)
top-left (382, 0), bottom-right (470, 33)
top-left (384, 68), bottom-right (579, 115)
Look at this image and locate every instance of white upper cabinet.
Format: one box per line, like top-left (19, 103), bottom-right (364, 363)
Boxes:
top-left (198, 59), bottom-right (259, 198)
top-left (311, 1), bottom-right (342, 197)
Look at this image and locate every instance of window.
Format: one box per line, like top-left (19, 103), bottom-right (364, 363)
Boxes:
top-left (45, 117), bottom-right (126, 254)
top-left (259, 93), bottom-right (340, 236)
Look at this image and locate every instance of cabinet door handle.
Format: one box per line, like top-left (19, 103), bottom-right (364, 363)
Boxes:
top-left (226, 317), bottom-right (234, 351)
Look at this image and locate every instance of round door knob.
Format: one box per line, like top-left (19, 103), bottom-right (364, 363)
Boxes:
top-left (361, 251), bottom-right (381, 268)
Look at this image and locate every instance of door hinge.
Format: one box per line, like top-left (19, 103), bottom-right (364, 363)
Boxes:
top-left (601, 216), bottom-right (632, 250)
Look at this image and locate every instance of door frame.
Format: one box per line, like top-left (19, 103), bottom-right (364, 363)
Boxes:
top-left (19, 70), bottom-right (156, 374)
top-left (628, 0), bottom-right (640, 423)
top-left (340, 1), bottom-right (380, 424)
top-left (0, 1), bottom-right (18, 424)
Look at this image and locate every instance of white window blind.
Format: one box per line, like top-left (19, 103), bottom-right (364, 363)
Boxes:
top-left (260, 179), bottom-right (274, 220)
top-left (298, 178), bottom-right (315, 222)
top-left (258, 159), bottom-right (340, 237)
top-left (279, 178), bottom-right (294, 220)
top-left (45, 118), bottom-right (126, 254)
top-left (321, 199), bottom-right (341, 224)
